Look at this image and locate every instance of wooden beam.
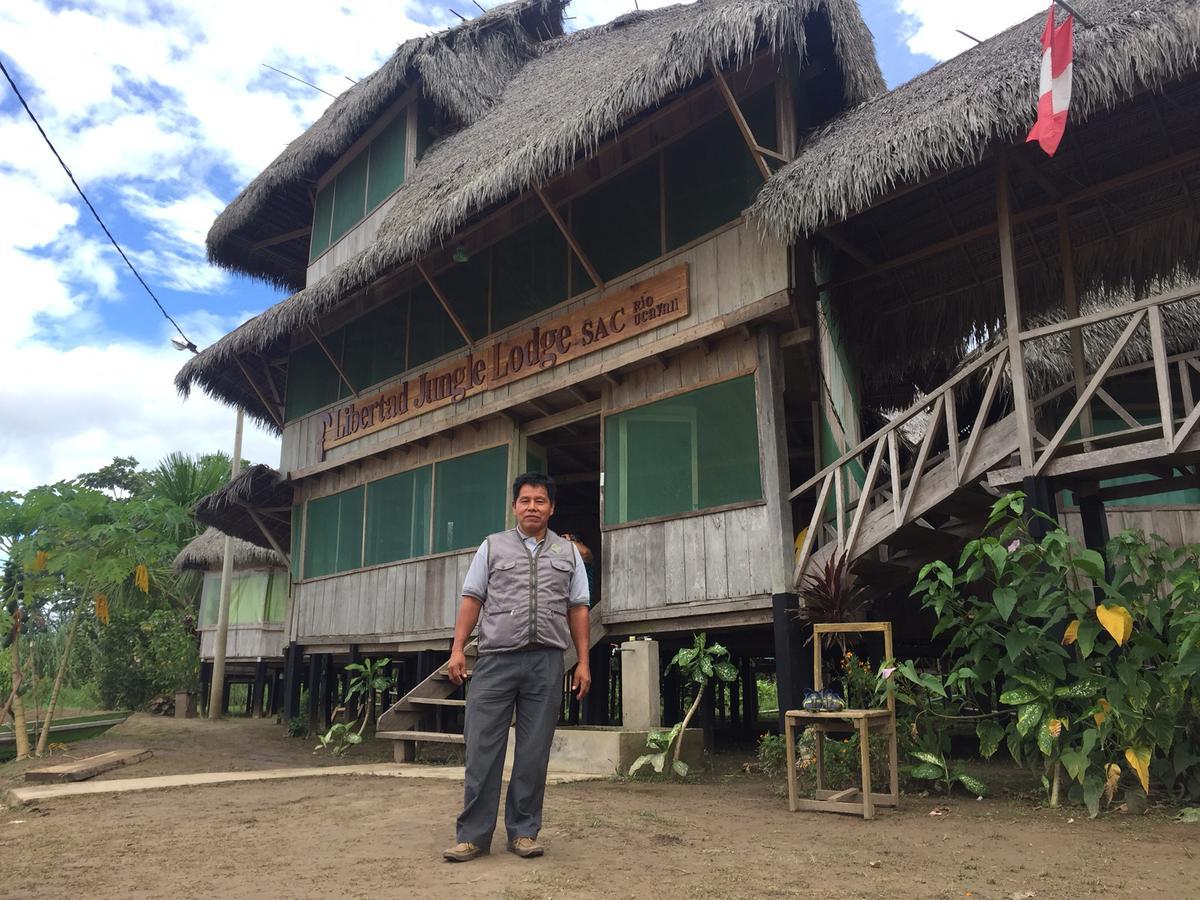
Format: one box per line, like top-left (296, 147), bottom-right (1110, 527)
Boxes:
top-left (780, 326), bottom-right (814, 348)
top-left (844, 438), bottom-right (886, 557)
top-left (819, 229), bottom-right (874, 267)
top-left (1096, 473), bottom-right (1200, 504)
top-left (233, 355), bottom-right (284, 429)
top-left (898, 395), bottom-right (945, 523)
top-left (523, 400), bottom-right (602, 436)
top-left (710, 59), bottom-right (772, 180)
top-left (887, 431), bottom-right (902, 528)
top-left (997, 151), bottom-right (1036, 470)
top-left (244, 506), bottom-right (291, 569)
top-left (250, 226), bottom-right (311, 251)
top-left (532, 183), bottom-right (606, 291)
top-left (415, 261), bottom-right (474, 346)
top-left (307, 326), bottom-right (358, 398)
top-left (1057, 209), bottom-right (1093, 440)
top-left (1148, 304), bottom-right (1175, 448)
top-left (1094, 387), bottom-right (1140, 430)
top-left (958, 350), bottom-right (1008, 483)
top-left (793, 472), bottom-right (833, 585)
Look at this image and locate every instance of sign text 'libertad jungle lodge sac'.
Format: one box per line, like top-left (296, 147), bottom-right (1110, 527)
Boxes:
top-left (318, 265), bottom-right (690, 455)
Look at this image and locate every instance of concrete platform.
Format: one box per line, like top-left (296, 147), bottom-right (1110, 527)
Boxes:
top-left (508, 726), bottom-right (705, 776)
top-left (5, 762), bottom-right (602, 806)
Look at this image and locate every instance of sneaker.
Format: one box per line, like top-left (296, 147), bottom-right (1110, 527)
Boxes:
top-left (443, 842), bottom-right (488, 862)
top-left (801, 688), bottom-right (823, 712)
top-left (820, 688), bottom-right (846, 712)
top-left (507, 837), bottom-right (545, 858)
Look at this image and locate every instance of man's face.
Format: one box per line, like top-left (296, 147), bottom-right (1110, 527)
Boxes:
top-left (514, 484), bottom-right (554, 535)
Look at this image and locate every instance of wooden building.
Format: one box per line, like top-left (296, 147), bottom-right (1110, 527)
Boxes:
top-left (173, 527), bottom-right (289, 717)
top-left (180, 0), bottom-right (1200, 743)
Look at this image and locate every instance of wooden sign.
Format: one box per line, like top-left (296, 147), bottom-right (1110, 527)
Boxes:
top-left (319, 264), bottom-right (689, 456)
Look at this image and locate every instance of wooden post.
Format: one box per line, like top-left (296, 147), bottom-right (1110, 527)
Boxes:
top-left (282, 643), bottom-right (303, 721)
top-left (1058, 210), bottom-right (1093, 440)
top-left (345, 644), bottom-right (361, 723)
top-left (996, 151), bottom-right (1036, 470)
top-left (208, 407), bottom-right (244, 720)
top-left (771, 592), bottom-right (806, 732)
top-left (306, 652), bottom-right (320, 731)
top-left (251, 659), bottom-right (268, 718)
top-left (662, 664), bottom-right (680, 727)
top-left (756, 326), bottom-right (797, 594)
top-left (585, 643), bottom-right (610, 725)
top-left (740, 657), bottom-right (758, 734)
top-left (199, 661), bottom-right (213, 717)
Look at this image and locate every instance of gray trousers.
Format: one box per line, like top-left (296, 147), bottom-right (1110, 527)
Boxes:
top-left (456, 647), bottom-right (563, 847)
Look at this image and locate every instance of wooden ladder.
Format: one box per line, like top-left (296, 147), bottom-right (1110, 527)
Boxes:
top-left (376, 608), bottom-right (607, 762)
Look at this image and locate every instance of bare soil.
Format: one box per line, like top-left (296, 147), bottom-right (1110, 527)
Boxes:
top-left (2, 715), bottom-right (1196, 899)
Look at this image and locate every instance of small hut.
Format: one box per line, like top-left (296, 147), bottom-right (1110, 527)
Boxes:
top-left (174, 527), bottom-right (289, 717)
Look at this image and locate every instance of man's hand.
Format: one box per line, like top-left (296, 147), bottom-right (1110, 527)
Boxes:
top-left (572, 663), bottom-right (591, 700)
top-left (447, 648), bottom-right (469, 685)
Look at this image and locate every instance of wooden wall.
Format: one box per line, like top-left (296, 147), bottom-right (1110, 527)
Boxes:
top-left (1060, 505), bottom-right (1200, 547)
top-left (280, 219), bottom-right (788, 476)
top-left (199, 625), bottom-right (285, 661)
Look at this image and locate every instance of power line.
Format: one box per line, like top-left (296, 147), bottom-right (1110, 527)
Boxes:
top-left (0, 54), bottom-right (197, 353)
top-left (261, 63), bottom-right (337, 99)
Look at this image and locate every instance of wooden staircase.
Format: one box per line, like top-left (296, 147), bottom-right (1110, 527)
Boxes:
top-left (793, 287), bottom-right (1200, 592)
top-left (376, 609), bottom-right (607, 762)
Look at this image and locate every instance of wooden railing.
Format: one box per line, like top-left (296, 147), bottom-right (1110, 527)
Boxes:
top-left (790, 284), bottom-right (1200, 586)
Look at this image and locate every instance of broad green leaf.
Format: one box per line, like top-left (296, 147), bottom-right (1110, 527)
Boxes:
top-left (956, 773), bottom-right (988, 796)
top-left (1077, 616), bottom-right (1101, 658)
top-left (1016, 701), bottom-right (1044, 737)
top-left (1014, 671), bottom-right (1054, 697)
top-left (985, 543), bottom-right (1009, 577)
top-left (673, 648), bottom-right (697, 668)
top-left (713, 661), bottom-right (738, 683)
top-left (908, 763), bottom-right (944, 780)
top-left (1060, 749), bottom-right (1089, 783)
top-left (993, 587), bottom-right (1018, 622)
top-left (1073, 549), bottom-right (1107, 581)
top-left (976, 720), bottom-right (1004, 759)
top-left (1083, 773), bottom-right (1104, 819)
top-left (671, 759), bottom-right (689, 777)
top-left (999, 686), bottom-right (1040, 706)
top-left (1004, 629), bottom-right (1035, 662)
top-left (1053, 677), bottom-right (1106, 700)
top-left (698, 655), bottom-right (714, 678)
top-left (1036, 720), bottom-right (1055, 756)
top-left (910, 750), bottom-right (944, 768)
top-left (629, 752), bottom-right (663, 776)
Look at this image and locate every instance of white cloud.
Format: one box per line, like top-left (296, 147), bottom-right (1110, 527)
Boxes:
top-left (896, 1), bottom-right (1047, 62)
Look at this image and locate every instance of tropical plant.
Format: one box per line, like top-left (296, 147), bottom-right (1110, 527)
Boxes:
top-left (907, 492), bottom-right (1200, 815)
top-left (629, 633), bottom-right (738, 778)
top-left (907, 746), bottom-right (988, 797)
top-left (796, 553), bottom-right (871, 653)
top-left (314, 719), bottom-right (363, 756)
top-left (344, 657), bottom-right (392, 737)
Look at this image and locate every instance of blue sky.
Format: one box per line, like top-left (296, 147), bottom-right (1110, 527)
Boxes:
top-left (0, 0), bottom-right (1045, 491)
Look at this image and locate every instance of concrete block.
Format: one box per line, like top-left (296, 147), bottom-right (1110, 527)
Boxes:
top-left (620, 639), bottom-right (661, 730)
top-left (505, 726), bottom-right (704, 776)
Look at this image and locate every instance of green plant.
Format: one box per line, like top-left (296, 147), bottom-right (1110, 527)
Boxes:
top-left (756, 732), bottom-right (787, 780)
top-left (907, 747), bottom-right (987, 797)
top-left (629, 633), bottom-right (737, 778)
top-left (839, 650), bottom-right (877, 709)
top-left (908, 492), bottom-right (1200, 816)
top-left (797, 553), bottom-right (871, 652)
top-left (314, 719), bottom-right (362, 756)
top-left (344, 657), bottom-right (391, 736)
top-left (287, 715), bottom-right (309, 738)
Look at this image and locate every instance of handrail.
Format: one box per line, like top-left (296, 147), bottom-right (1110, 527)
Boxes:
top-left (1018, 283), bottom-right (1200, 344)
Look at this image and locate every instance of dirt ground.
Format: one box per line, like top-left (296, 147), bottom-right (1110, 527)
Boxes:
top-left (2, 715), bottom-right (1197, 899)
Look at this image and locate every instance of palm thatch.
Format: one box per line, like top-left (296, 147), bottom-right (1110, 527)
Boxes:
top-left (173, 527), bottom-right (285, 572)
top-left (750, 0), bottom-right (1200, 240)
top-left (206, 0), bottom-right (567, 290)
top-left (193, 465), bottom-right (293, 552)
top-left (180, 0), bottom-right (884, 430)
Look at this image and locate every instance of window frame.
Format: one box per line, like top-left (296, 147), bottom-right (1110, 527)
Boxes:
top-left (599, 369), bottom-right (765, 531)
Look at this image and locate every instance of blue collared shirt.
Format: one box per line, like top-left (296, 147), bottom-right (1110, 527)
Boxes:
top-left (461, 529), bottom-right (590, 607)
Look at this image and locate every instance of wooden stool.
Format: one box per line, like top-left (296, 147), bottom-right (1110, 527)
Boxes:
top-left (784, 622), bottom-right (899, 820)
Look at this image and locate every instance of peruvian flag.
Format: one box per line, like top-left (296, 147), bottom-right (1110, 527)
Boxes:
top-left (1026, 3), bottom-right (1074, 157)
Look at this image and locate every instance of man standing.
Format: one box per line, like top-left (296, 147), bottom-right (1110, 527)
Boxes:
top-left (443, 472), bottom-right (591, 862)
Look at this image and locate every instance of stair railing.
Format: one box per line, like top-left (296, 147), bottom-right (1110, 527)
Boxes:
top-left (791, 344), bottom-right (1014, 586)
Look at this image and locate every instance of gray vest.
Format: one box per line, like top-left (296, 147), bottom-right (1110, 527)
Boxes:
top-left (477, 528), bottom-right (576, 654)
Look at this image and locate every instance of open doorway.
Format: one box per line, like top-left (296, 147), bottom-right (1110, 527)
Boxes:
top-left (526, 416), bottom-right (601, 604)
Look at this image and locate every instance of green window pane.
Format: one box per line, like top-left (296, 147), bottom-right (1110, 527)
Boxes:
top-left (366, 114), bottom-right (406, 211)
top-left (265, 571), bottom-right (288, 622)
top-left (409, 282), bottom-right (467, 369)
top-left (341, 297), bottom-right (408, 397)
top-left (230, 573), bottom-right (269, 624)
top-left (416, 98), bottom-right (435, 159)
top-left (604, 375), bottom-right (761, 525)
top-left (433, 446), bottom-right (508, 553)
top-left (199, 573), bottom-right (220, 627)
top-left (304, 493), bottom-right (341, 578)
top-left (289, 505), bottom-right (303, 582)
top-left (436, 252), bottom-right (489, 340)
top-left (336, 486), bottom-right (365, 573)
top-left (330, 151), bottom-right (369, 243)
top-left (365, 465), bottom-right (432, 565)
top-left (492, 215), bottom-right (568, 331)
top-left (571, 159), bottom-right (661, 283)
top-left (310, 183), bottom-right (334, 261)
top-left (285, 332), bottom-right (342, 421)
top-left (665, 86), bottom-right (776, 250)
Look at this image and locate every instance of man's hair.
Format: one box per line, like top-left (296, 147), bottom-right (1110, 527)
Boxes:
top-left (512, 472), bottom-right (556, 504)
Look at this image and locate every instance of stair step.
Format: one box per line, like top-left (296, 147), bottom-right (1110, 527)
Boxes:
top-left (409, 697), bottom-right (466, 707)
top-left (377, 730), bottom-right (465, 744)
top-left (432, 669), bottom-right (473, 680)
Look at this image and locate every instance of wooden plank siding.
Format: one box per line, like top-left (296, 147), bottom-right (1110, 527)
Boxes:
top-left (199, 625), bottom-right (286, 661)
top-left (280, 219), bottom-right (788, 475)
top-left (1059, 505), bottom-right (1200, 547)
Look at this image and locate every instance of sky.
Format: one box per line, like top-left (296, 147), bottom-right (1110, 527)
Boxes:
top-left (0, 0), bottom-right (1048, 493)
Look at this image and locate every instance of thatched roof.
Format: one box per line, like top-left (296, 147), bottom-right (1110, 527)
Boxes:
top-left (179, 0), bottom-right (884, 430)
top-left (751, 0), bottom-right (1200, 239)
top-left (744, 0), bottom-right (1200, 411)
top-left (206, 0), bottom-right (567, 290)
top-left (193, 465), bottom-right (294, 552)
top-left (174, 527), bottom-right (285, 572)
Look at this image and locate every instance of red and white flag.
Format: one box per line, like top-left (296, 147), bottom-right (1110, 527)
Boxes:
top-left (1027, 3), bottom-right (1074, 157)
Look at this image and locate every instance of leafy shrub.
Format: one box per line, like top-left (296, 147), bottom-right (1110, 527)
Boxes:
top-left (286, 715), bottom-right (309, 738)
top-left (756, 732), bottom-right (787, 780)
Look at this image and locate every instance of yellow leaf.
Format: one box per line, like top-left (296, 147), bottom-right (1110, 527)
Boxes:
top-left (1124, 746), bottom-right (1151, 795)
top-left (134, 564), bottom-right (150, 594)
top-left (1094, 698), bottom-right (1111, 726)
top-left (1097, 604), bottom-right (1133, 647)
top-left (32, 550), bottom-right (48, 572)
top-left (1104, 762), bottom-right (1122, 803)
top-left (1062, 619), bottom-right (1080, 646)
top-left (95, 594), bottom-right (110, 625)
top-left (1048, 718), bottom-right (1063, 739)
